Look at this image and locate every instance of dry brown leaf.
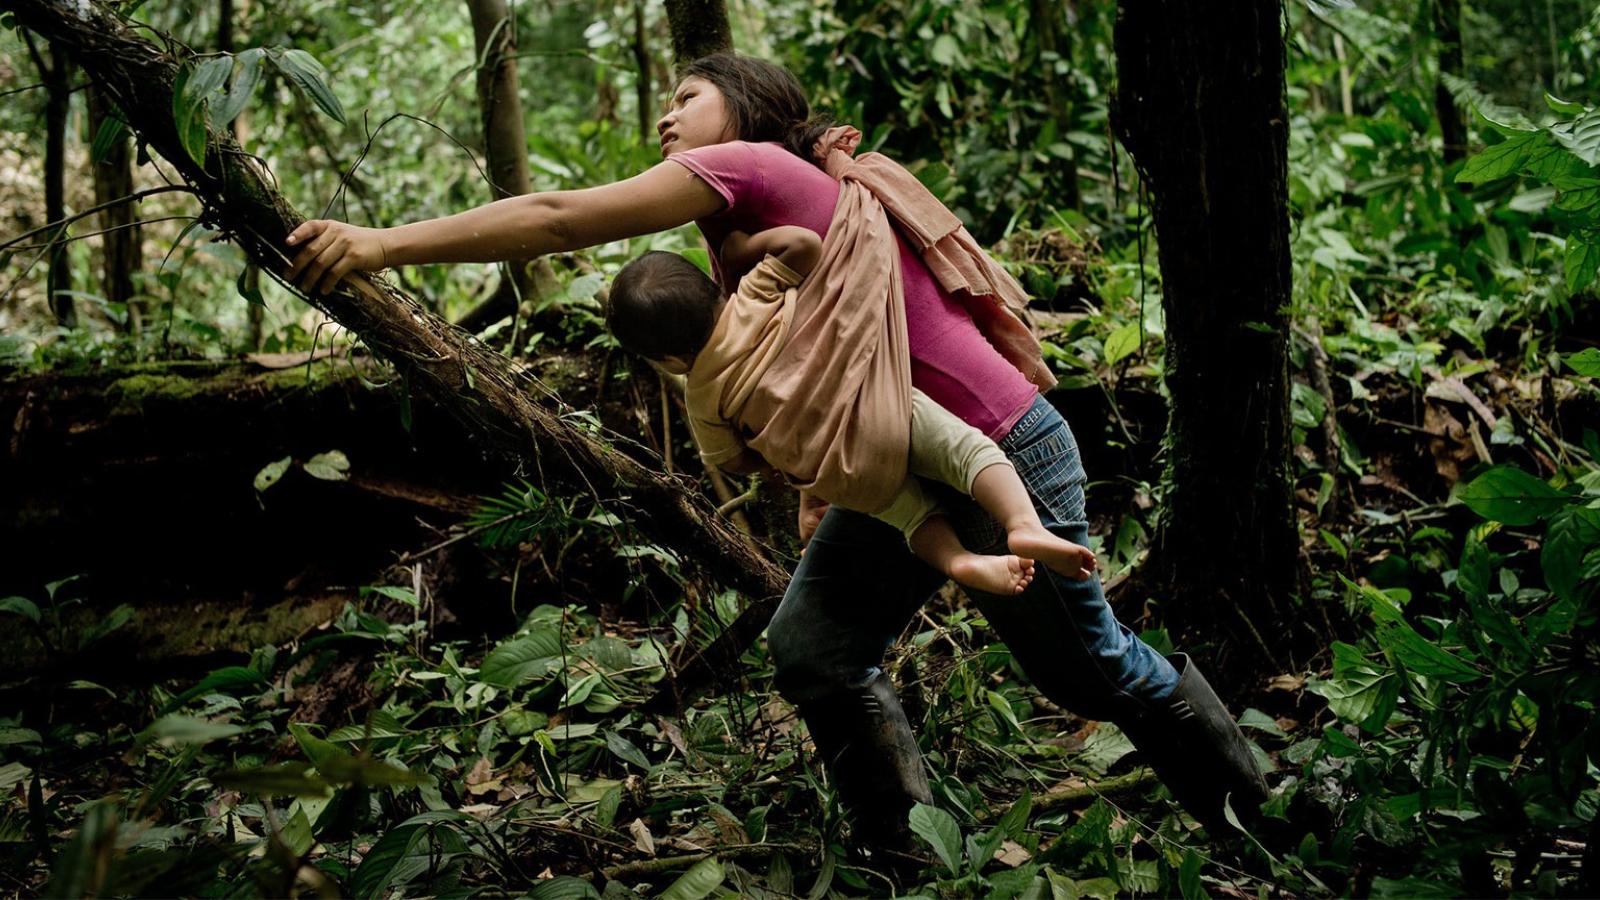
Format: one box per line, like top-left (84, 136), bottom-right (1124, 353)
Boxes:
top-left (1267, 673), bottom-right (1305, 692)
top-left (706, 806), bottom-right (746, 844)
top-left (994, 840), bottom-right (1032, 868)
top-left (628, 817), bottom-right (656, 856)
top-left (1425, 403), bottom-right (1474, 485)
top-left (658, 718), bottom-right (688, 755)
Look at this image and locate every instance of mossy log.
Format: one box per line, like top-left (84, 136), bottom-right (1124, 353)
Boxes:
top-left (0, 357), bottom-right (463, 679)
top-left (0, 353), bottom-right (701, 680)
top-left (1, 0), bottom-right (786, 708)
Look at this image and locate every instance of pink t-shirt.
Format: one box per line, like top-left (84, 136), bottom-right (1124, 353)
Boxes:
top-left (669, 141), bottom-right (1037, 440)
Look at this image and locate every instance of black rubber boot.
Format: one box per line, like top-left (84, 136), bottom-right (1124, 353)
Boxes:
top-left (798, 672), bottom-right (933, 855)
top-left (1119, 653), bottom-right (1269, 835)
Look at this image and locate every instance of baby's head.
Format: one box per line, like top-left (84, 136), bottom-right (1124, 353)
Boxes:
top-left (605, 251), bottom-right (722, 371)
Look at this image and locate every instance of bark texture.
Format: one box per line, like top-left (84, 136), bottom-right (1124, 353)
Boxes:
top-left (88, 84), bottom-right (139, 333)
top-left (2, 0), bottom-right (784, 708)
top-left (28, 33), bottom-right (74, 327)
top-left (455, 0), bottom-right (550, 339)
top-left (1433, 0), bottom-right (1466, 163)
top-left (1112, 0), bottom-right (1307, 677)
top-left (662, 0), bottom-right (731, 68)
top-left (632, 0), bottom-right (653, 146)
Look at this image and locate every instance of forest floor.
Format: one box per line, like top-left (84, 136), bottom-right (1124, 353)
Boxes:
top-left (2, 240), bottom-right (1598, 897)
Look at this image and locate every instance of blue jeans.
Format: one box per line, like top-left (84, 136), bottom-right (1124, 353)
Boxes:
top-left (767, 394), bottom-right (1179, 721)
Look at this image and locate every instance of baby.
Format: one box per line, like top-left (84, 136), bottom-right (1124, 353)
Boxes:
top-left (604, 225), bottom-right (1096, 595)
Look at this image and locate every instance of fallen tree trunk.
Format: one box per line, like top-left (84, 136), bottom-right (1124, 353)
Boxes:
top-left (2, 0), bottom-right (786, 709)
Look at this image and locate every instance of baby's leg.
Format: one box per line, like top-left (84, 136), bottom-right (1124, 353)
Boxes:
top-left (908, 514), bottom-right (1035, 596)
top-left (969, 465), bottom-right (1097, 581)
top-left (906, 390), bottom-right (1098, 581)
top-left (872, 477), bottom-right (1035, 595)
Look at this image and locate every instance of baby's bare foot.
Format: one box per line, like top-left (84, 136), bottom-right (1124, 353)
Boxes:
top-left (948, 553), bottom-right (1036, 595)
top-left (1008, 525), bottom-right (1097, 581)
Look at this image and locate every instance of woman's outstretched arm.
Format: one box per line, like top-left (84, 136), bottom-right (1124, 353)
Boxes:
top-left (282, 160), bottom-right (725, 295)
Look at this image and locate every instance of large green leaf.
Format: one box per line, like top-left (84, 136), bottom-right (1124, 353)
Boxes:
top-left (348, 814), bottom-right (472, 896)
top-left (1457, 466), bottom-right (1569, 525)
top-left (348, 823), bottom-right (428, 898)
top-left (161, 665), bottom-right (266, 713)
top-left (480, 629), bottom-right (564, 688)
top-left (527, 876), bottom-right (602, 899)
top-left (1456, 131), bottom-right (1539, 183)
top-left (998, 788), bottom-right (1032, 841)
top-left (1564, 234), bottom-right (1600, 293)
top-left (908, 803), bottom-right (963, 873)
top-left (185, 56), bottom-right (233, 102)
top-left (1457, 536), bottom-right (1491, 602)
top-left (0, 596), bottom-right (40, 623)
top-left (658, 857), bottom-right (726, 900)
top-left (214, 47), bottom-right (265, 127)
top-left (290, 722), bottom-right (426, 786)
top-left (171, 59), bottom-right (228, 168)
top-left (1355, 581), bottom-right (1484, 683)
top-left (604, 731), bottom-right (649, 770)
top-left (1178, 848), bottom-right (1206, 900)
top-left (1543, 507), bottom-right (1600, 604)
top-left (1307, 641), bottom-right (1397, 731)
top-left (1102, 322), bottom-right (1141, 366)
top-left (272, 48), bottom-right (346, 124)
top-left (1554, 107), bottom-right (1600, 165)
top-left (1566, 348), bottom-right (1600, 377)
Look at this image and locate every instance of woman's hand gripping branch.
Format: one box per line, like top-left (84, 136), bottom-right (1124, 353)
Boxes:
top-left (283, 220), bottom-right (389, 296)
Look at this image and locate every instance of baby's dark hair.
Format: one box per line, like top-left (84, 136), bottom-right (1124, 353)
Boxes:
top-left (605, 251), bottom-right (722, 360)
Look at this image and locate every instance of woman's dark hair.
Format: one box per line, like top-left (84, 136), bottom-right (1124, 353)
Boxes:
top-left (677, 52), bottom-right (835, 166)
top-left (605, 251), bottom-right (723, 361)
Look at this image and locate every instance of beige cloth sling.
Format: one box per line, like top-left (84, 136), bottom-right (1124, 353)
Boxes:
top-left (704, 125), bottom-right (1055, 514)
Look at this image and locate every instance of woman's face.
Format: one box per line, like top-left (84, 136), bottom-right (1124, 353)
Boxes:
top-left (657, 76), bottom-right (734, 158)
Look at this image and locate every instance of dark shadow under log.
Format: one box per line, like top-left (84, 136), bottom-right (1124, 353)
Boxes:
top-left (1, 0), bottom-right (785, 709)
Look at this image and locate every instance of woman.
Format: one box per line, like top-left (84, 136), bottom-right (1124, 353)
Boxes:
top-left (285, 53), bottom-right (1265, 847)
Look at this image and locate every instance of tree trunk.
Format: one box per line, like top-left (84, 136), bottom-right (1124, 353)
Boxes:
top-left (28, 33), bottom-right (75, 328)
top-left (1, 0), bottom-right (784, 710)
top-left (662, 0), bottom-right (731, 69)
top-left (87, 84), bottom-right (139, 335)
top-left (456, 0), bottom-right (544, 342)
top-left (1112, 0), bottom-right (1307, 679)
top-left (1433, 0), bottom-right (1466, 164)
top-left (632, 0), bottom-right (653, 146)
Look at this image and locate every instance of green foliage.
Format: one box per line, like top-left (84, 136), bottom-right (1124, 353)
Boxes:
top-left (1298, 459), bottom-right (1599, 893)
top-left (5, 0), bottom-right (1600, 896)
top-left (1455, 101), bottom-right (1600, 292)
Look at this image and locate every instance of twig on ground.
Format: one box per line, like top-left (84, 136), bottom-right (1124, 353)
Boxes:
top-left (983, 768), bottom-right (1158, 821)
top-left (600, 841), bottom-right (815, 881)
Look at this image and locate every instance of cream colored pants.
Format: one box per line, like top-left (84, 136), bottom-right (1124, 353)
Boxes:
top-left (873, 390), bottom-right (1012, 540)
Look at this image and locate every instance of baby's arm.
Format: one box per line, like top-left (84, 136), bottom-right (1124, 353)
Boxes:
top-left (716, 447), bottom-right (774, 476)
top-left (722, 226), bottom-right (822, 280)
